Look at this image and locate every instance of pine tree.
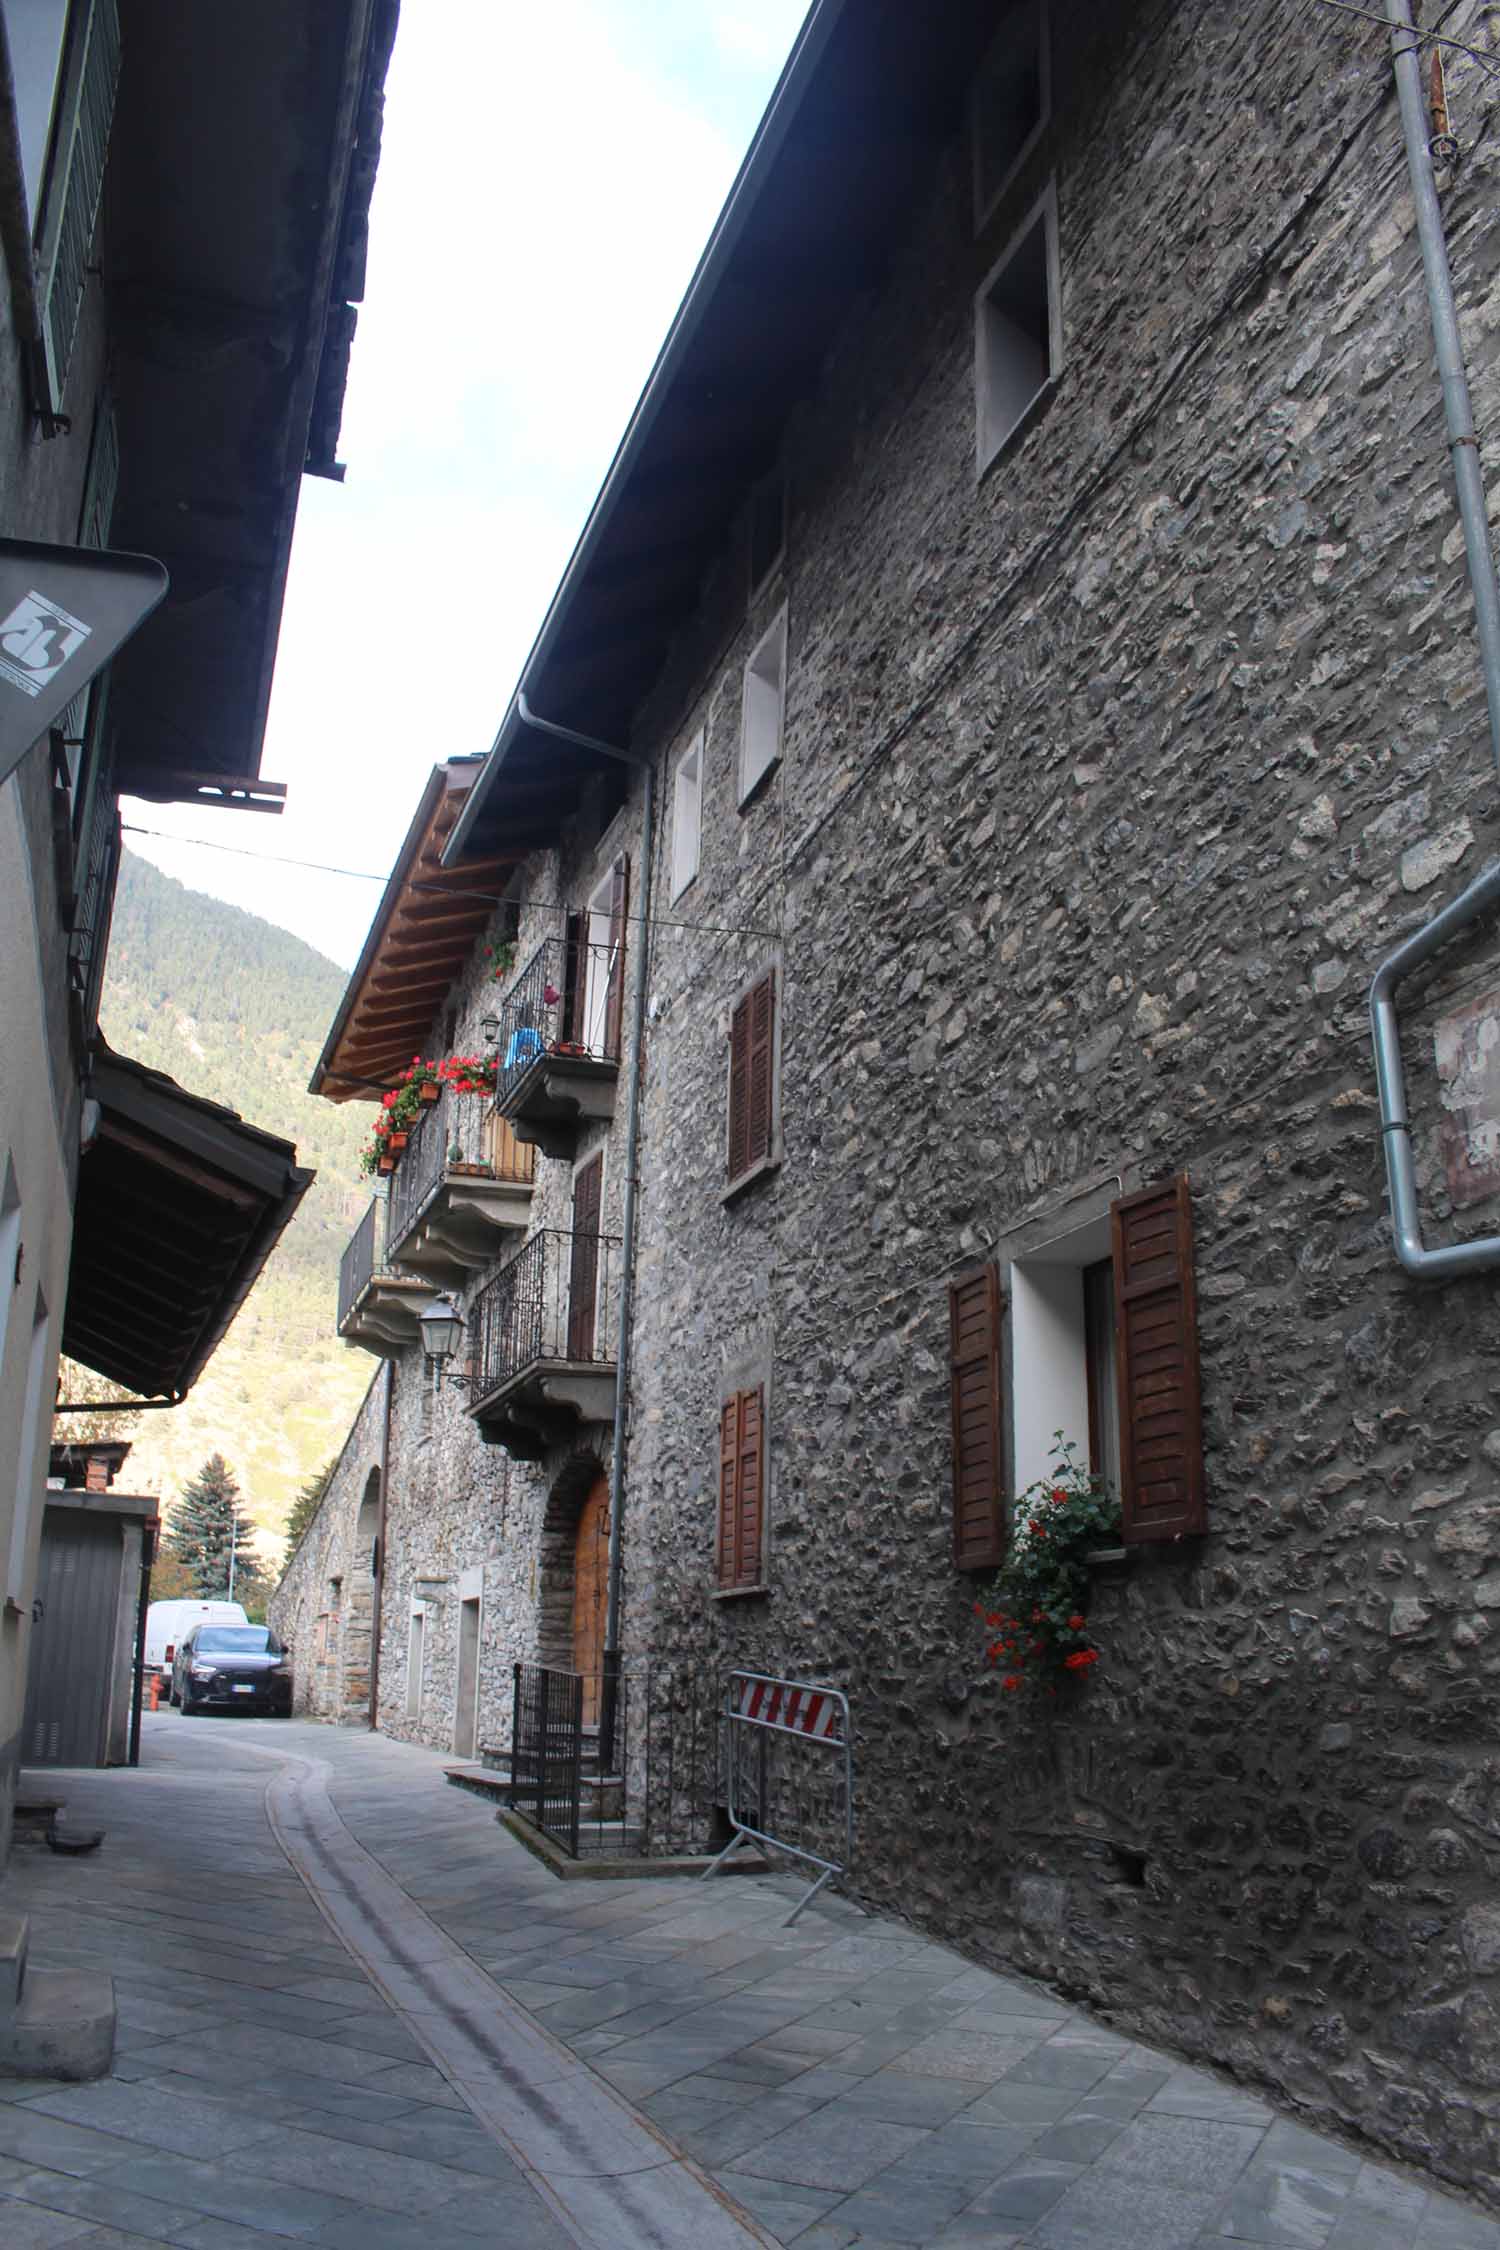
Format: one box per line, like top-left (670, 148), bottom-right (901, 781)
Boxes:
top-left (283, 1456), bottom-right (336, 1556)
top-left (168, 1454), bottom-right (258, 1599)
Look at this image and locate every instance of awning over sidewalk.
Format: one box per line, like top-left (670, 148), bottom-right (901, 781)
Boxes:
top-left (62, 1048), bottom-right (313, 1401)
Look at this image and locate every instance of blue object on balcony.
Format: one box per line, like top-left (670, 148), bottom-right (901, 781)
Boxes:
top-left (504, 1025), bottom-right (544, 1073)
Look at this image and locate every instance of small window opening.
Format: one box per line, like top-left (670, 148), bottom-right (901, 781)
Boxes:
top-left (1109, 1843), bottom-right (1148, 1890)
top-left (740, 609), bottom-right (787, 806)
top-left (973, 0), bottom-right (1050, 230)
top-left (671, 734), bottom-right (703, 900)
top-left (975, 184), bottom-right (1058, 473)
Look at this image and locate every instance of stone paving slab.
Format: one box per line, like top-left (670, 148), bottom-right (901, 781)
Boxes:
top-left (5, 1716), bottom-right (1500, 2250)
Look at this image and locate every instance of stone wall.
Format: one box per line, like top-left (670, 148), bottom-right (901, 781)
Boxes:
top-left (293, 0), bottom-right (1500, 2200)
top-left (614, 0), bottom-right (1500, 2205)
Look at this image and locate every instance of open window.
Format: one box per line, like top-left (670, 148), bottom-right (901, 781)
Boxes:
top-left (975, 181), bottom-right (1060, 475)
top-left (739, 608), bottom-right (787, 806)
top-left (972, 0), bottom-right (1050, 231)
top-left (950, 1175), bottom-right (1205, 1556)
top-left (671, 733), bottom-right (702, 901)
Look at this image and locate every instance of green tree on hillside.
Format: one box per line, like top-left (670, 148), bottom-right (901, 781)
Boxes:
top-left (284, 1456), bottom-right (337, 1557)
top-left (168, 1454), bottom-right (259, 1599)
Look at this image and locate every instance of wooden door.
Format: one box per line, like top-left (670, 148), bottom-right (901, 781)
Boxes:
top-left (572, 1474), bottom-right (609, 1726)
top-left (567, 1154), bottom-right (603, 1360)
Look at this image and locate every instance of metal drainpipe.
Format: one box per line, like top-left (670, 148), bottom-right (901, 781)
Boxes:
top-left (1368, 2), bottom-right (1500, 1278)
top-left (515, 694), bottom-right (653, 1755)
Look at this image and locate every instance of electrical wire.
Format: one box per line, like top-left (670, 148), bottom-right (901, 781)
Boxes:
top-left (1304, 0), bottom-right (1500, 88)
top-left (118, 823), bottom-right (779, 942)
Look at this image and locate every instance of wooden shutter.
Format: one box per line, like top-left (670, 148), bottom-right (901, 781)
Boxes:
top-left (567, 1154), bottom-right (603, 1361)
top-left (1111, 1174), bottom-right (1206, 1543)
top-left (747, 972), bottom-right (775, 1169)
top-left (728, 993), bottom-right (752, 1180)
top-left (717, 1387), bottom-right (765, 1590)
top-left (603, 856), bottom-right (629, 1057)
top-left (561, 912), bottom-right (586, 1045)
top-left (948, 1265), bottom-right (1005, 1570)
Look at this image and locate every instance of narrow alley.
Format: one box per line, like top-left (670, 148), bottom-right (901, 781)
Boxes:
top-left (0, 1718), bottom-right (1494, 2250)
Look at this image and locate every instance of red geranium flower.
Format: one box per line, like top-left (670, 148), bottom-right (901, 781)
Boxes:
top-left (1067, 1614), bottom-right (1086, 1631)
top-left (1064, 1649), bottom-right (1099, 1671)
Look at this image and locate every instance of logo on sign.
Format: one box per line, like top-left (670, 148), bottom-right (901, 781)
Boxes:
top-left (0, 589), bottom-right (92, 700)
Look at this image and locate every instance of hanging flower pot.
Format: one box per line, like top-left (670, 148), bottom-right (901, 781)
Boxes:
top-left (387, 1131), bottom-right (408, 1152)
top-left (418, 1082), bottom-right (441, 1104)
top-left (377, 1154), bottom-right (396, 1176)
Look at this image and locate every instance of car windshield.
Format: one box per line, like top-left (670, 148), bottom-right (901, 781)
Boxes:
top-left (195, 1628), bottom-right (279, 1655)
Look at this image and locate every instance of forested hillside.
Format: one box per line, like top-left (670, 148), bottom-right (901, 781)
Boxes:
top-left (91, 851), bottom-right (374, 1558)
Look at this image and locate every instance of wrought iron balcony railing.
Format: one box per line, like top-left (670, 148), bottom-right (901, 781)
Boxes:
top-left (471, 1226), bottom-right (621, 1403)
top-left (496, 930), bottom-right (625, 1099)
top-left (338, 1199), bottom-right (381, 1330)
top-left (386, 1084), bottom-right (534, 1256)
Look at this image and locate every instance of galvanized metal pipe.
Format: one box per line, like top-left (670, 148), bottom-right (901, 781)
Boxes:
top-left (1366, 6), bottom-right (1500, 1279)
top-left (1384, 0), bottom-right (1500, 776)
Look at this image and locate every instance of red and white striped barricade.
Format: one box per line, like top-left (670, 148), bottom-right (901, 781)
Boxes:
top-left (702, 1670), bottom-right (852, 1923)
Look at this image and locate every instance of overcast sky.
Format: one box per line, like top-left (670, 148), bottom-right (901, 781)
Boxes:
top-left (120, 1), bottom-right (809, 969)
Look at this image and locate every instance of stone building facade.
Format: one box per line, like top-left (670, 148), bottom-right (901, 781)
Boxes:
top-left (277, 0), bottom-right (1500, 2202)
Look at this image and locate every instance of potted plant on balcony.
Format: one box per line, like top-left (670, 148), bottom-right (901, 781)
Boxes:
top-left (440, 1053), bottom-right (500, 1098)
top-left (483, 940), bottom-right (516, 983)
top-left (400, 1056), bottom-right (444, 1104)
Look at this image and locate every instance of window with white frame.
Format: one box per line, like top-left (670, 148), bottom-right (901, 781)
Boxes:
top-left (975, 181), bottom-right (1060, 475)
top-left (405, 1606), bottom-right (427, 1719)
top-left (671, 733), bottom-right (703, 900)
top-left (739, 608), bottom-right (787, 807)
top-left (972, 0), bottom-right (1050, 231)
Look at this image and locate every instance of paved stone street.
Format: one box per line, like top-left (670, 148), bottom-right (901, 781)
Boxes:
top-left (0, 1716), bottom-right (1495, 2250)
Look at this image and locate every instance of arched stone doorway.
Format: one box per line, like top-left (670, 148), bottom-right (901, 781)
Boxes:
top-left (539, 1451), bottom-right (609, 1725)
top-left (342, 1468), bottom-right (381, 1721)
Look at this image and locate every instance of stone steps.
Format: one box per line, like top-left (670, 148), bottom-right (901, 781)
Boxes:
top-left (0, 1913), bottom-right (114, 2081)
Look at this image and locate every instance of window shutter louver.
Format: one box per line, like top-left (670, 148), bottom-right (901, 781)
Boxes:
top-left (717, 1387), bottom-right (765, 1590)
top-left (562, 911), bottom-right (586, 1045)
top-left (36, 0), bottom-right (121, 415)
top-left (718, 1399), bottom-right (740, 1588)
top-left (737, 1385), bottom-right (764, 1586)
top-left (603, 855), bottom-right (629, 1058)
top-left (567, 1154), bottom-right (603, 1361)
top-left (728, 992), bottom-right (752, 1180)
top-left (949, 1265), bottom-right (1005, 1570)
top-left (747, 972), bottom-right (775, 1170)
top-left (1110, 1173), bottom-right (1206, 1543)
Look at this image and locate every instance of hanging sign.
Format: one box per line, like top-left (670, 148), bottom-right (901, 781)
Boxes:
top-left (0, 537), bottom-right (168, 791)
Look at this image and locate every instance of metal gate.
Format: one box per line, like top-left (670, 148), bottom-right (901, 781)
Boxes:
top-left (508, 1663), bottom-right (583, 1856)
top-left (22, 1509), bottom-right (124, 1765)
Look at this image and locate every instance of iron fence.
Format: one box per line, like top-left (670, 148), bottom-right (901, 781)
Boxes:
top-left (338, 1199), bottom-right (380, 1329)
top-left (387, 1086), bottom-right (533, 1253)
top-left (470, 1226), bottom-right (621, 1402)
top-left (496, 930), bottom-right (626, 1100)
top-left (499, 1658), bottom-right (731, 1862)
top-left (509, 1663), bottom-right (583, 1857)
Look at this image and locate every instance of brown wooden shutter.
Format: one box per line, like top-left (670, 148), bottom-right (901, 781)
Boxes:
top-left (737, 1385), bottom-right (764, 1586)
top-left (718, 1398), bottom-right (740, 1588)
top-left (727, 992), bottom-right (752, 1180)
top-left (1111, 1173), bottom-right (1206, 1543)
top-left (948, 1265), bottom-right (1005, 1570)
top-left (567, 1153), bottom-right (603, 1360)
top-left (717, 1387), bottom-right (765, 1590)
top-left (603, 855), bottom-right (629, 1058)
top-left (747, 971), bottom-right (775, 1169)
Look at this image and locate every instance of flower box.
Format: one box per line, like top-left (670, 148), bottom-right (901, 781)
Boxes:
top-left (418, 1082), bottom-right (440, 1104)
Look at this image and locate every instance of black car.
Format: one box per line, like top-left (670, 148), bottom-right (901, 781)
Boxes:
top-left (171, 1624), bottom-right (293, 1716)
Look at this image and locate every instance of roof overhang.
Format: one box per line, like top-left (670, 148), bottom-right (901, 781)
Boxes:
top-left (311, 758), bottom-right (518, 1102)
top-left (104, 0), bottom-right (399, 809)
top-left (62, 1048), bottom-right (314, 1400)
top-left (444, 0), bottom-right (1000, 868)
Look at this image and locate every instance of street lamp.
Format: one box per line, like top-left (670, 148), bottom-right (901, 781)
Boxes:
top-left (479, 1012), bottom-right (500, 1047)
top-left (418, 1295), bottom-right (468, 1389)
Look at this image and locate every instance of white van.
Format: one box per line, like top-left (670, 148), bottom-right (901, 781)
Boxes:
top-left (145, 1599), bottom-right (248, 1685)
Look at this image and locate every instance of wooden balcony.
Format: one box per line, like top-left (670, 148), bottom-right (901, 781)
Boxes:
top-left (384, 1089), bottom-right (536, 1290)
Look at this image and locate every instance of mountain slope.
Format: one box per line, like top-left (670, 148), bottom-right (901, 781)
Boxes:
top-left (92, 851), bottom-right (374, 1557)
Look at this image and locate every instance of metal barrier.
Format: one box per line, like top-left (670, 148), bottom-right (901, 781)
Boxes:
top-left (508, 1663), bottom-right (583, 1858)
top-left (703, 1671), bottom-right (852, 1923)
